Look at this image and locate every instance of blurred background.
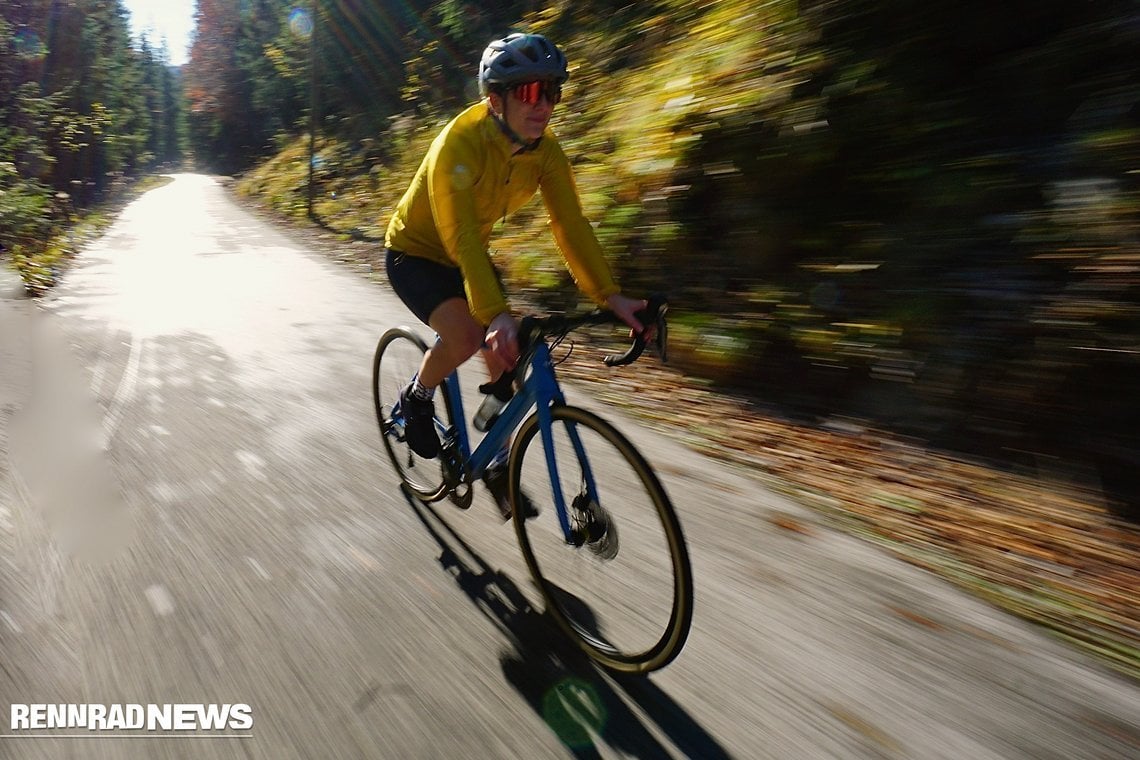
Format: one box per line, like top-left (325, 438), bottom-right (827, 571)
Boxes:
top-left (2, 0), bottom-right (1138, 684)
top-left (2, 4), bottom-right (1137, 527)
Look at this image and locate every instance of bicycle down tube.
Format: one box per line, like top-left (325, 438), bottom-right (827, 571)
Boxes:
top-left (440, 337), bottom-right (594, 544)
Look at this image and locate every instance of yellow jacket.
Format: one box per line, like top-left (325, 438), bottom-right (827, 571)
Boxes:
top-left (385, 103), bottom-right (619, 325)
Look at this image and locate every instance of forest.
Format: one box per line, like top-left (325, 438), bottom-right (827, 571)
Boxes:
top-left (2, 1), bottom-right (1137, 515)
top-left (1, 0), bottom-right (183, 276)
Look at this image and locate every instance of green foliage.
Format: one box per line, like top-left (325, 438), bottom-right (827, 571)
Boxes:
top-left (0, 161), bottom-right (52, 251)
top-left (1, 0), bottom-right (184, 293)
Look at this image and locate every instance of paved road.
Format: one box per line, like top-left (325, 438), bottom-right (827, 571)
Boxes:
top-left (1, 174), bottom-right (1137, 759)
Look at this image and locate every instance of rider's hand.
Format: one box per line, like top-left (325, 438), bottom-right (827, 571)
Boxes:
top-left (606, 293), bottom-right (650, 337)
top-left (485, 311), bottom-right (520, 371)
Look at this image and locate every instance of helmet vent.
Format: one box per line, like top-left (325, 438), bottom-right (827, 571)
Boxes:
top-left (479, 33), bottom-right (568, 90)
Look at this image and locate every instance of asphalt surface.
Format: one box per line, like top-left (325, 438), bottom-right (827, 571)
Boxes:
top-left (0, 174), bottom-right (1137, 759)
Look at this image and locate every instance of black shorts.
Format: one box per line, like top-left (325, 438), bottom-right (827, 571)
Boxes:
top-left (385, 249), bottom-right (466, 325)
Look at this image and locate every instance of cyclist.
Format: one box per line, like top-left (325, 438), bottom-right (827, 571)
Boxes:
top-left (384, 32), bottom-right (648, 518)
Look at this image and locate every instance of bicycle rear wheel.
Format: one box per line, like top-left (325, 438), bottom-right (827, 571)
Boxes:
top-left (510, 405), bottom-right (693, 673)
top-left (372, 327), bottom-right (453, 501)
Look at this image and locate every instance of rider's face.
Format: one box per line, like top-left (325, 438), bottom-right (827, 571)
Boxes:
top-left (492, 88), bottom-right (555, 143)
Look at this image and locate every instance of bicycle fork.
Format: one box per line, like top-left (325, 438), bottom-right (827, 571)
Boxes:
top-left (538, 404), bottom-right (604, 547)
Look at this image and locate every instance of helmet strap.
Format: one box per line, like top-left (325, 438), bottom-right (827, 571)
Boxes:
top-left (490, 97), bottom-right (542, 153)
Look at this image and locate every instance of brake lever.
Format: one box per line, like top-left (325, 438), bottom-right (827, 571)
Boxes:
top-left (603, 294), bottom-right (669, 367)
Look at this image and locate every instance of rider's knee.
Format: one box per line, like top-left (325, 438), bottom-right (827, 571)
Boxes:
top-left (445, 319), bottom-right (485, 360)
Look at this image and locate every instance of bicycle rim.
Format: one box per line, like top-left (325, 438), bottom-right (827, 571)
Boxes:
top-left (511, 405), bottom-right (693, 673)
top-left (372, 327), bottom-right (450, 501)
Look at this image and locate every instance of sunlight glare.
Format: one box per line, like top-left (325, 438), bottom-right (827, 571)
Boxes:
top-left (289, 8), bottom-right (313, 39)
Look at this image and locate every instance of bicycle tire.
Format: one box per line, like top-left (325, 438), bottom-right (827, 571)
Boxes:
top-left (509, 404), bottom-right (693, 673)
top-left (372, 327), bottom-right (454, 501)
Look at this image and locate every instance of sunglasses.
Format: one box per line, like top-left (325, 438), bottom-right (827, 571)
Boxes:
top-left (509, 80), bottom-right (562, 105)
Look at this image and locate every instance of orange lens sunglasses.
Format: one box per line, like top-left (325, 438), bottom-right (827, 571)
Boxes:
top-left (509, 80), bottom-right (562, 105)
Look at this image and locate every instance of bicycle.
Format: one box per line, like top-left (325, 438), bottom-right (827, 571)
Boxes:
top-left (372, 296), bottom-right (693, 673)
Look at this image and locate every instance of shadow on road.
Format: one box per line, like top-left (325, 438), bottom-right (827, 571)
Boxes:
top-left (402, 487), bottom-right (729, 759)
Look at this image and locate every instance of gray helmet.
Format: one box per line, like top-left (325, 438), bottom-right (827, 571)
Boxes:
top-left (478, 33), bottom-right (568, 94)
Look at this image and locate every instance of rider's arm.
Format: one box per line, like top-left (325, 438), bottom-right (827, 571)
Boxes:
top-left (539, 139), bottom-right (621, 307)
top-left (427, 132), bottom-right (509, 326)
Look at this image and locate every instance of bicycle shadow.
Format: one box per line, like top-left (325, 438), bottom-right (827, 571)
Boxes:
top-left (402, 487), bottom-right (729, 759)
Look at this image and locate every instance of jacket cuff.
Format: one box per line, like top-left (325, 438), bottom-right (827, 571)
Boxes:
top-left (590, 284), bottom-right (621, 307)
top-left (471, 300), bottom-right (509, 327)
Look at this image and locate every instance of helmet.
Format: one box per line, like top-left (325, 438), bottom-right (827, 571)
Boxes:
top-left (478, 33), bottom-right (568, 94)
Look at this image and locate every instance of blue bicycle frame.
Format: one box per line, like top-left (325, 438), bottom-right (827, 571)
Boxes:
top-left (438, 339), bottom-right (599, 544)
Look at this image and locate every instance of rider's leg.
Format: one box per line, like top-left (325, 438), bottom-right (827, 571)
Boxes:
top-left (398, 298), bottom-right (483, 459)
top-left (480, 350), bottom-right (505, 384)
top-left (417, 297), bottom-right (485, 387)
top-left (419, 299), bottom-right (510, 418)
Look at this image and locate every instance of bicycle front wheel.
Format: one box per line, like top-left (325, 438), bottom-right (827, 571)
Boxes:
top-left (510, 405), bottom-right (693, 673)
top-left (372, 327), bottom-right (453, 501)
